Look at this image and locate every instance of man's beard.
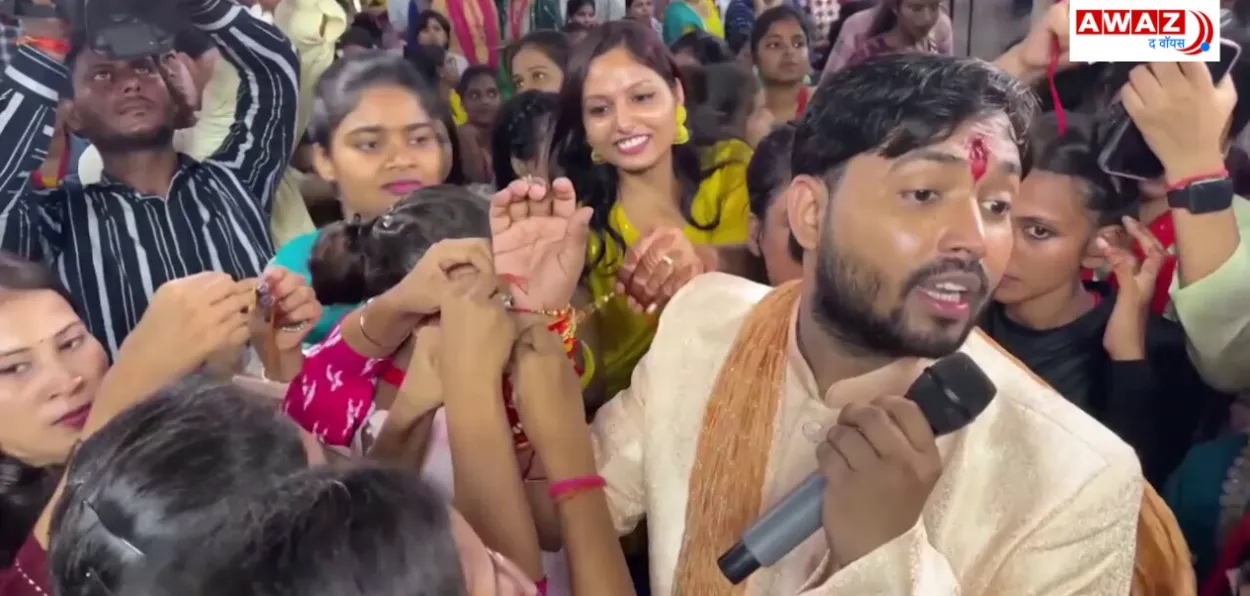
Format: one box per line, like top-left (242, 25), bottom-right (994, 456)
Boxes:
top-left (811, 236), bottom-right (989, 359)
top-left (88, 123), bottom-right (175, 154)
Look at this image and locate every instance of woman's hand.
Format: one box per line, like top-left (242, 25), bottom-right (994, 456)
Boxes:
top-left (511, 324), bottom-right (585, 454)
top-left (376, 238), bottom-right (496, 318)
top-left (491, 177), bottom-right (594, 311)
top-left (616, 228), bottom-right (709, 313)
top-left (996, 2), bottom-right (1071, 82)
top-left (253, 266), bottom-right (322, 351)
top-left (115, 272), bottom-right (255, 381)
top-left (439, 274), bottom-right (518, 381)
top-left (1101, 216), bottom-right (1166, 361)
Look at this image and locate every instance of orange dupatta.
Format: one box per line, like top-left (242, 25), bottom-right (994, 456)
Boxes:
top-left (672, 281), bottom-right (802, 595)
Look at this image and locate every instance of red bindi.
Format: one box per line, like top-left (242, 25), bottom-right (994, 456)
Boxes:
top-left (968, 136), bottom-right (989, 182)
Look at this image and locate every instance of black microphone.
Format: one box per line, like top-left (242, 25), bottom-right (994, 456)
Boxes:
top-left (716, 352), bottom-right (997, 585)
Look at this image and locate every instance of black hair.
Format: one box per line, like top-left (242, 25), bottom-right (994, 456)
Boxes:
top-left (826, 0), bottom-right (875, 48)
top-left (339, 26), bottom-right (379, 52)
top-left (681, 62), bottom-right (759, 141)
top-left (792, 53), bottom-right (1036, 189)
top-left (749, 5), bottom-right (811, 57)
top-left (403, 42), bottom-right (445, 84)
top-left (308, 51), bottom-right (445, 148)
top-left (412, 10), bottom-right (453, 49)
top-left (309, 185), bottom-right (490, 304)
top-left (554, 20), bottom-right (741, 270)
top-left (1029, 112), bottom-right (1127, 226)
top-left (865, 0), bottom-right (900, 38)
top-left (442, 112), bottom-right (468, 186)
top-left (670, 29), bottom-right (734, 64)
top-left (747, 124), bottom-right (802, 261)
top-left (492, 91), bottom-right (561, 189)
top-left (456, 64), bottom-right (498, 96)
top-left (504, 30), bottom-right (572, 77)
top-left (120, 466), bottom-right (464, 596)
top-left (48, 376), bottom-right (308, 596)
top-left (173, 27), bottom-right (215, 60)
top-left (565, 0), bottom-right (596, 22)
top-left (0, 253), bottom-right (73, 567)
top-left (350, 12), bottom-right (387, 43)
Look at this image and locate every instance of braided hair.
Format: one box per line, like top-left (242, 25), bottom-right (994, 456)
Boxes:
top-left (491, 91), bottom-right (561, 189)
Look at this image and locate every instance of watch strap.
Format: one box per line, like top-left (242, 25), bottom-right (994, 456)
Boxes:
top-left (1166, 175), bottom-right (1235, 214)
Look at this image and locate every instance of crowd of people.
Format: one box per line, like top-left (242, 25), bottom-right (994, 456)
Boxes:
top-left (1, 0), bottom-right (1250, 594)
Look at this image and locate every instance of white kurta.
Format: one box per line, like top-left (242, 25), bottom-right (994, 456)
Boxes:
top-left (591, 272), bottom-right (1143, 595)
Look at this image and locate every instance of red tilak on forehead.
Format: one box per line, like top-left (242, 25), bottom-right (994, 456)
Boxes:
top-left (968, 136), bottom-right (989, 182)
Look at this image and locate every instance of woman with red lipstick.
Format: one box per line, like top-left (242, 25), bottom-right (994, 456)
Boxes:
top-left (0, 253), bottom-right (108, 568)
top-left (269, 52), bottom-right (451, 345)
top-left (0, 254), bottom-right (287, 593)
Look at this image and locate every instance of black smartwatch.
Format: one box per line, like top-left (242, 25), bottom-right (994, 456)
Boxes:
top-left (1166, 175), bottom-right (1235, 214)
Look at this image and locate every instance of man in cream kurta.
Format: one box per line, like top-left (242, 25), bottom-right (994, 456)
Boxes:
top-left (593, 272), bottom-right (1142, 595)
top-left (588, 53), bottom-right (1143, 595)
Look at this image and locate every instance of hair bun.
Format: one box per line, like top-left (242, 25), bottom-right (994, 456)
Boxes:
top-left (309, 218), bottom-right (374, 306)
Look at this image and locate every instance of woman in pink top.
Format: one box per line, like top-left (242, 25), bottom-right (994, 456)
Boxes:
top-left (821, 0), bottom-right (952, 77)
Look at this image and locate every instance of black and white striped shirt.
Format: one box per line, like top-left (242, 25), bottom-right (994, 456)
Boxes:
top-left (0, 0), bottom-right (298, 356)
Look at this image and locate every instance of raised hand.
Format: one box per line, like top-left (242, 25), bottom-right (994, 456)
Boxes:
top-left (1100, 217), bottom-right (1166, 361)
top-left (616, 228), bottom-right (710, 313)
top-left (158, 53), bottom-right (200, 130)
top-left (1121, 61), bottom-right (1236, 184)
top-left (490, 177), bottom-right (594, 311)
top-left (440, 274), bottom-right (518, 379)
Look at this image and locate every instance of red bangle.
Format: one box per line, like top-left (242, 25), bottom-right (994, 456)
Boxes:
top-left (548, 474), bottom-right (605, 502)
top-left (1166, 168), bottom-right (1229, 192)
top-left (20, 36), bottom-right (69, 56)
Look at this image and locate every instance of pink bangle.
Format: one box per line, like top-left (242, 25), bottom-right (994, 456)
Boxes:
top-left (547, 475), bottom-right (605, 502)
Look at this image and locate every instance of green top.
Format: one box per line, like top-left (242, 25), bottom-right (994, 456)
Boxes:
top-left (268, 230), bottom-right (355, 344)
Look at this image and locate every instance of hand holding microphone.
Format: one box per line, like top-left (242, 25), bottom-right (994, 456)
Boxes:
top-left (817, 396), bottom-right (942, 570)
top-left (718, 353), bottom-right (995, 583)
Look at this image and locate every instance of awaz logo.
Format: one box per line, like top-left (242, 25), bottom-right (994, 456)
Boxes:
top-left (1069, 1), bottom-right (1222, 62)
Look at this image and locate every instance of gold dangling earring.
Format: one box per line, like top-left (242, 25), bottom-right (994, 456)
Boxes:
top-left (674, 104), bottom-right (690, 145)
top-left (591, 148), bottom-right (604, 164)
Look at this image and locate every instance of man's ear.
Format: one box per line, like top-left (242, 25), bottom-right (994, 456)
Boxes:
top-left (786, 174), bottom-right (825, 253)
top-left (1080, 224), bottom-right (1124, 270)
top-left (63, 99), bottom-right (84, 136)
top-left (311, 144), bottom-right (337, 183)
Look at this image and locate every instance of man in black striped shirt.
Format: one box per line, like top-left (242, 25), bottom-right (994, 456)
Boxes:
top-left (0, 0), bottom-right (298, 357)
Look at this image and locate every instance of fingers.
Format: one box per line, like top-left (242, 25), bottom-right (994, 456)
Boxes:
top-left (1178, 60), bottom-right (1215, 90)
top-left (823, 424), bottom-right (877, 472)
top-left (873, 396), bottom-right (937, 455)
top-left (489, 182), bottom-right (523, 235)
top-left (1126, 64), bottom-right (1164, 106)
top-left (550, 177), bottom-right (577, 218)
top-left (435, 238), bottom-right (495, 277)
top-left (1121, 216), bottom-right (1166, 279)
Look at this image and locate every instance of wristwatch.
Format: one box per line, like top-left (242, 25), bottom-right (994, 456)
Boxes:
top-left (1166, 176), bottom-right (1235, 214)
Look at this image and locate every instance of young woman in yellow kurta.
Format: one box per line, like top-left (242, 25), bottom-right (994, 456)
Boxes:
top-left (557, 21), bottom-right (753, 399)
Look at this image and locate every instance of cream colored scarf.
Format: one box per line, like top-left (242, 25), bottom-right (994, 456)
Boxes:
top-left (672, 280), bottom-right (802, 595)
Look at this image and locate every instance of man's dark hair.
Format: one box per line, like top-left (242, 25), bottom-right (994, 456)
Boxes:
top-left (48, 376), bottom-right (308, 596)
top-left (1029, 112), bottom-right (1129, 226)
top-left (792, 53), bottom-right (1037, 187)
top-left (122, 466), bottom-right (465, 596)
